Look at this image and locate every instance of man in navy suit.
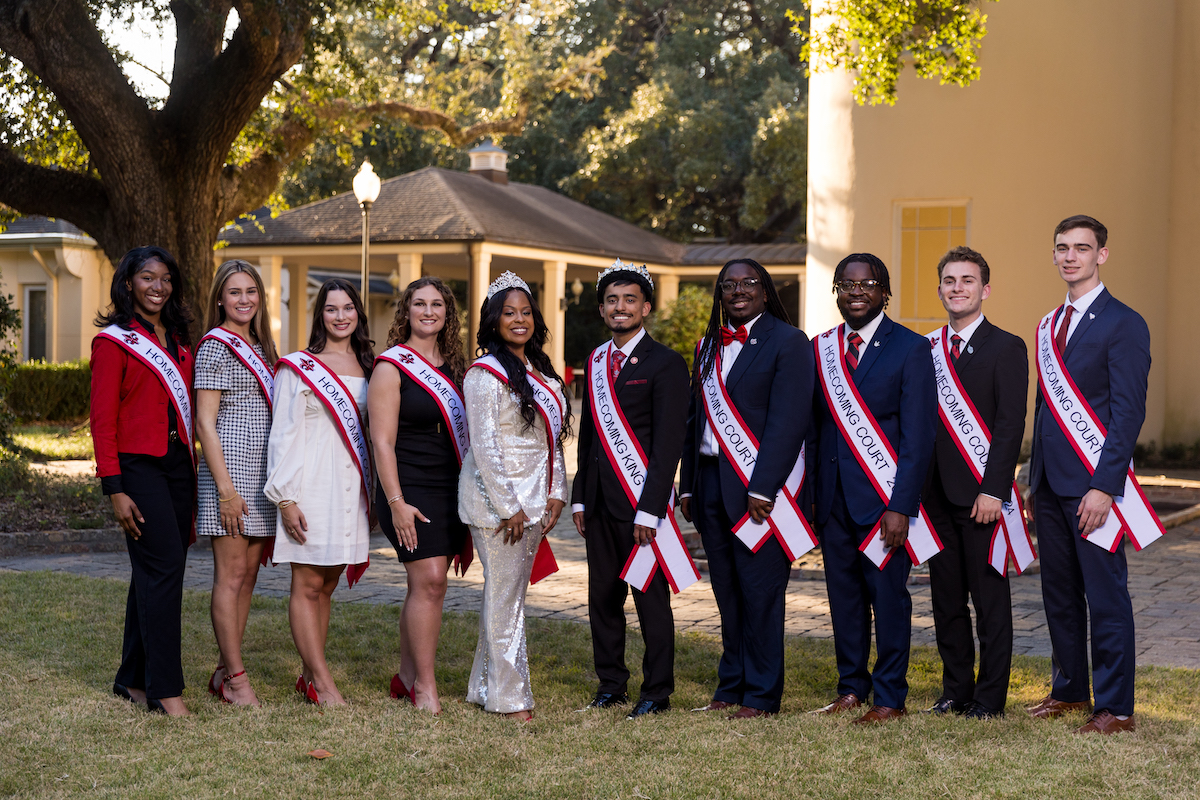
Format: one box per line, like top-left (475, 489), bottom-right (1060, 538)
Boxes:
top-left (811, 253), bottom-right (937, 724)
top-left (679, 258), bottom-right (814, 718)
top-left (1028, 215), bottom-right (1151, 735)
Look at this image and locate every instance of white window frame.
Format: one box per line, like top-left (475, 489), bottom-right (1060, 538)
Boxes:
top-left (22, 283), bottom-right (49, 362)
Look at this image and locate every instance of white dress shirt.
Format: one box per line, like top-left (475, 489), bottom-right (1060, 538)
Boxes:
top-left (1055, 282), bottom-right (1105, 345)
top-left (947, 313), bottom-right (986, 349)
top-left (844, 310), bottom-right (886, 354)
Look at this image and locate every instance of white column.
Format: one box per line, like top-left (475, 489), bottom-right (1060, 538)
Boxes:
top-left (288, 262), bottom-right (309, 353)
top-left (468, 243), bottom-right (492, 352)
top-left (258, 255), bottom-right (284, 351)
top-left (542, 260), bottom-right (567, 376)
top-left (395, 252), bottom-right (423, 291)
top-left (654, 272), bottom-right (680, 311)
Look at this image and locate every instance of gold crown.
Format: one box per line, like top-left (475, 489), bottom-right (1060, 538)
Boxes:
top-left (596, 258), bottom-right (654, 290)
top-left (486, 270), bottom-right (531, 300)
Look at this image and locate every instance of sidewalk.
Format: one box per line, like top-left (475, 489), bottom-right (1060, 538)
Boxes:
top-left (3, 515), bottom-right (1199, 669)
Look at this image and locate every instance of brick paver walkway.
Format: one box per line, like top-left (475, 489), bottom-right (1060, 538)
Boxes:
top-left (3, 516), bottom-right (1199, 669)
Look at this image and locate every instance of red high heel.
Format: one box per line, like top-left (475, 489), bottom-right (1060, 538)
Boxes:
top-left (208, 664), bottom-right (227, 697)
top-left (390, 674), bottom-right (414, 703)
top-left (218, 670), bottom-right (249, 705)
top-left (304, 679), bottom-right (320, 705)
top-left (295, 675), bottom-right (308, 697)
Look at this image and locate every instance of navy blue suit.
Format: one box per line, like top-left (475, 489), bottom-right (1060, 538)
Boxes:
top-left (813, 314), bottom-right (937, 709)
top-left (681, 313), bottom-right (814, 712)
top-left (1030, 288), bottom-right (1150, 717)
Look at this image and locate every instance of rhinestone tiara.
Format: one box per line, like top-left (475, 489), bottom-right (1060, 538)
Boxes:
top-left (486, 270), bottom-right (531, 300)
top-left (596, 258), bottom-right (654, 290)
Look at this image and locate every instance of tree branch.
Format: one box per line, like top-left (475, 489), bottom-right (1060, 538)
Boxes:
top-left (0, 144), bottom-right (110, 237)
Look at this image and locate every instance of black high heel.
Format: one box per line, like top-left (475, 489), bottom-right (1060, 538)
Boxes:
top-left (112, 683), bottom-right (138, 704)
top-left (147, 698), bottom-right (168, 714)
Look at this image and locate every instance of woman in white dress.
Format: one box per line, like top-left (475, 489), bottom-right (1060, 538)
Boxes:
top-left (458, 272), bottom-right (572, 721)
top-left (264, 279), bottom-right (374, 706)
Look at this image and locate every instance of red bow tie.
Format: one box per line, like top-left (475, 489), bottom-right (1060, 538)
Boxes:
top-left (720, 326), bottom-right (748, 346)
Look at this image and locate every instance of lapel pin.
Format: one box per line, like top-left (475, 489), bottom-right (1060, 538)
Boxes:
top-left (967, 345), bottom-right (974, 354)
top-left (750, 339), bottom-right (757, 345)
top-left (1089, 313), bottom-right (1095, 320)
top-left (874, 341), bottom-right (880, 347)
top-left (630, 356), bottom-right (638, 364)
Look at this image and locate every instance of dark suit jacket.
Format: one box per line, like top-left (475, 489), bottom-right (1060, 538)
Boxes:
top-left (680, 313), bottom-right (814, 524)
top-left (1030, 289), bottom-right (1151, 499)
top-left (814, 314), bottom-right (938, 528)
top-left (929, 318), bottom-right (1029, 508)
top-left (572, 332), bottom-right (691, 522)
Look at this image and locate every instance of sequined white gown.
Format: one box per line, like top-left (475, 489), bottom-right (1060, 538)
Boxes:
top-left (458, 365), bottom-right (568, 713)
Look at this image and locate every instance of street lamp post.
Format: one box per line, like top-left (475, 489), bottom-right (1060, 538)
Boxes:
top-left (353, 159), bottom-right (382, 305)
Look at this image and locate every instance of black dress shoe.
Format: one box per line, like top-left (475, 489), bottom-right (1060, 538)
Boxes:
top-left (146, 698), bottom-right (168, 714)
top-left (964, 702), bottom-right (1004, 720)
top-left (626, 698), bottom-right (670, 719)
top-left (112, 683), bottom-right (139, 705)
top-left (585, 691), bottom-right (629, 710)
top-left (925, 697), bottom-right (969, 715)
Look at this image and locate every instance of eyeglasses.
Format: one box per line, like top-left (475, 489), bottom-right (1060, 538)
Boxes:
top-left (833, 279), bottom-right (882, 294)
top-left (719, 278), bottom-right (761, 294)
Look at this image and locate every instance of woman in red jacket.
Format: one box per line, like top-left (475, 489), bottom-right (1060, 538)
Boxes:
top-left (90, 246), bottom-right (196, 717)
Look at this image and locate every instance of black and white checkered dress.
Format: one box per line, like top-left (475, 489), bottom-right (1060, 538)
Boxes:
top-left (195, 338), bottom-right (276, 538)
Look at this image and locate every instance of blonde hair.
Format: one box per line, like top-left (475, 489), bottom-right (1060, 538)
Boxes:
top-left (204, 260), bottom-right (279, 364)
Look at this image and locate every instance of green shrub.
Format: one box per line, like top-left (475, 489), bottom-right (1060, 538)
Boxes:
top-left (0, 285), bottom-right (18, 446)
top-left (3, 360), bottom-right (91, 423)
top-left (648, 283), bottom-right (713, 370)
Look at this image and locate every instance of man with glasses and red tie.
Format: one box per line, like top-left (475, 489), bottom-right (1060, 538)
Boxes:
top-left (679, 258), bottom-right (814, 718)
top-left (810, 253), bottom-right (938, 724)
top-left (1027, 215), bottom-right (1160, 735)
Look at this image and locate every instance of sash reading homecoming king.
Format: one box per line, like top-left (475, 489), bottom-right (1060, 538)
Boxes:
top-left (815, 326), bottom-right (943, 568)
top-left (1035, 308), bottom-right (1165, 552)
top-left (587, 342), bottom-right (700, 594)
top-left (470, 355), bottom-right (562, 584)
top-left (700, 351), bottom-right (818, 561)
top-left (198, 327), bottom-right (276, 408)
top-left (97, 324), bottom-right (195, 457)
top-left (277, 352), bottom-right (372, 586)
top-left (927, 327), bottom-right (1036, 575)
top-left (377, 345), bottom-right (469, 465)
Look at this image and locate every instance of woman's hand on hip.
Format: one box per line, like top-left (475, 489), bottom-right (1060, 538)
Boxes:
top-left (110, 493), bottom-right (144, 540)
top-left (498, 510), bottom-right (530, 545)
top-left (281, 504), bottom-right (308, 545)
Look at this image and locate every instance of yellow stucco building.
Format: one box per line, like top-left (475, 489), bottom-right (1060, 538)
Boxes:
top-left (806, 0), bottom-right (1200, 446)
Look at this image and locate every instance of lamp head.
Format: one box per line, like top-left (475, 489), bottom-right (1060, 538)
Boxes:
top-left (353, 159), bottom-right (382, 205)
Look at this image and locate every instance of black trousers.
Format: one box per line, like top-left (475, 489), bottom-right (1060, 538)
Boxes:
top-left (1035, 479), bottom-right (1135, 716)
top-left (693, 460), bottom-right (792, 713)
top-left (925, 481), bottom-right (1013, 711)
top-left (585, 507), bottom-right (674, 701)
top-left (113, 442), bottom-right (194, 699)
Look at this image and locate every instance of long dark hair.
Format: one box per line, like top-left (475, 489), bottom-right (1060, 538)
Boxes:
top-left (95, 246), bottom-right (193, 346)
top-left (476, 287), bottom-right (573, 445)
top-left (307, 278), bottom-right (375, 377)
top-left (692, 258), bottom-right (792, 393)
top-left (386, 277), bottom-right (466, 384)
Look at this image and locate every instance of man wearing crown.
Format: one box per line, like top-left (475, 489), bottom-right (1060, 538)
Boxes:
top-left (572, 260), bottom-right (691, 719)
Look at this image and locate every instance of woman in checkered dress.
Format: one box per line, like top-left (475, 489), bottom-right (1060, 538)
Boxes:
top-left (194, 260), bottom-right (279, 707)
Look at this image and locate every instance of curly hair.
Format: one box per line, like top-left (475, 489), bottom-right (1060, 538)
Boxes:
top-left (385, 277), bottom-right (466, 384)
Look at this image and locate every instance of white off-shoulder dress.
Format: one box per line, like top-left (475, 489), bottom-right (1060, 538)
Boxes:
top-left (263, 364), bottom-right (371, 567)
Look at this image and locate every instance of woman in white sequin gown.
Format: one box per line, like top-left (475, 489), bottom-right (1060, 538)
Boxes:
top-left (459, 274), bottom-right (571, 721)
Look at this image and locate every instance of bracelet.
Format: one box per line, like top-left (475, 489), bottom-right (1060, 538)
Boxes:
top-left (218, 494), bottom-right (237, 503)
top-left (277, 499), bottom-right (296, 509)
top-left (387, 494), bottom-right (405, 506)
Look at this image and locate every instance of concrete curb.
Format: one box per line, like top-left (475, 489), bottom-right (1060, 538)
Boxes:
top-left (0, 528), bottom-right (214, 557)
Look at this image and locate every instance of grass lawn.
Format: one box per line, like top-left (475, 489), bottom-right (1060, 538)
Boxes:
top-left (12, 423), bottom-right (94, 461)
top-left (2, 571), bottom-right (1198, 799)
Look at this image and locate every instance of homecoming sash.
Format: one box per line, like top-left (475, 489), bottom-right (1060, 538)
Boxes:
top-left (1035, 309), bottom-right (1165, 551)
top-left (927, 327), bottom-right (1036, 575)
top-left (700, 351), bottom-right (818, 561)
top-left (586, 342), bottom-right (700, 593)
top-left (199, 327), bottom-right (275, 408)
top-left (377, 345), bottom-right (469, 465)
top-left (815, 326), bottom-right (943, 568)
top-left (277, 352), bottom-right (372, 586)
top-left (470, 355), bottom-right (562, 583)
top-left (97, 324), bottom-right (194, 454)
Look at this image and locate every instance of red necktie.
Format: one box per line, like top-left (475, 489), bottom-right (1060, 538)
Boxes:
top-left (720, 326), bottom-right (748, 346)
top-left (1055, 305), bottom-right (1075, 354)
top-left (950, 334), bottom-right (963, 364)
top-left (610, 350), bottom-right (626, 383)
top-left (846, 331), bottom-right (863, 371)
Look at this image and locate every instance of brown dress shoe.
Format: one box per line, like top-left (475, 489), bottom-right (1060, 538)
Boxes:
top-left (1026, 695), bottom-right (1092, 719)
top-left (729, 706), bottom-right (775, 719)
top-left (692, 700), bottom-right (736, 712)
top-left (852, 705), bottom-right (907, 725)
top-left (810, 693), bottom-right (862, 715)
top-left (1075, 711), bottom-right (1136, 735)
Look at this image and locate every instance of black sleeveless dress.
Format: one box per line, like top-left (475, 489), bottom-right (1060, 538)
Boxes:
top-left (374, 363), bottom-right (469, 562)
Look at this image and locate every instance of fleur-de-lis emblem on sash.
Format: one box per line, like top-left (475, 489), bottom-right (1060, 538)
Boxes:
top-left (123, 333), bottom-right (139, 345)
top-left (398, 353), bottom-right (414, 364)
top-left (593, 352), bottom-right (604, 363)
top-left (930, 336), bottom-right (939, 348)
top-left (230, 338), bottom-right (242, 348)
top-left (300, 358), bottom-right (315, 371)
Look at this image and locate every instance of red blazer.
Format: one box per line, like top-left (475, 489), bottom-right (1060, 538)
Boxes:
top-left (90, 318), bottom-right (195, 481)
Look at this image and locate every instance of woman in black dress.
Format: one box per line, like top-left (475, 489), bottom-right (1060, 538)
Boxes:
top-left (368, 277), bottom-right (469, 715)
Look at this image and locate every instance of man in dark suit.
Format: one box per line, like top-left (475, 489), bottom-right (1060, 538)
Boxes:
top-left (811, 253), bottom-right (937, 724)
top-left (923, 246), bottom-right (1028, 720)
top-left (572, 262), bottom-right (690, 719)
top-left (1028, 215), bottom-right (1152, 734)
top-left (678, 258), bottom-right (814, 718)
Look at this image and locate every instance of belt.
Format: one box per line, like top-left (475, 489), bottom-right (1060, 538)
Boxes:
top-left (168, 428), bottom-right (181, 444)
top-left (699, 455), bottom-right (720, 468)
